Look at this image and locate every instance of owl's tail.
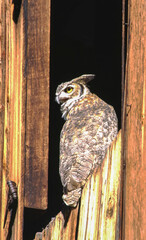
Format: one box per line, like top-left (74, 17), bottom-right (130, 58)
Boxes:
top-left (62, 188), bottom-right (82, 207)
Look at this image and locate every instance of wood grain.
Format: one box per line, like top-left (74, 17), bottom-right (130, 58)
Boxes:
top-left (0, 0), bottom-right (4, 233)
top-left (0, 1), bottom-right (25, 239)
top-left (24, 0), bottom-right (50, 209)
top-left (78, 131), bottom-right (121, 240)
top-left (0, 0), bottom-right (51, 238)
top-left (34, 206), bottom-right (79, 240)
top-left (122, 0), bottom-right (145, 238)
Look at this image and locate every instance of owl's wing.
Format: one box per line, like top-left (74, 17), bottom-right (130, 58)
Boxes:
top-left (60, 104), bottom-right (118, 196)
top-left (60, 101), bottom-right (117, 206)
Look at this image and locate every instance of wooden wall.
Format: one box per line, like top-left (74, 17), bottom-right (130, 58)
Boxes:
top-left (0, 0), bottom-right (145, 239)
top-left (122, 0), bottom-right (145, 238)
top-left (0, 1), bottom-right (25, 239)
top-left (0, 0), bottom-right (50, 239)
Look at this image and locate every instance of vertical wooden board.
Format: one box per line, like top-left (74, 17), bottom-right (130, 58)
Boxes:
top-left (0, 0), bottom-right (3, 233)
top-left (77, 131), bottom-right (121, 240)
top-left (142, 80), bottom-right (146, 172)
top-left (77, 168), bottom-right (102, 240)
top-left (13, 4), bottom-right (25, 239)
top-left (0, 1), bottom-right (12, 239)
top-left (24, 0), bottom-right (51, 209)
top-left (98, 132), bottom-right (121, 240)
top-left (39, 206), bottom-right (79, 240)
top-left (45, 211), bottom-right (64, 240)
top-left (62, 206), bottom-right (79, 240)
top-left (0, 1), bottom-right (25, 239)
top-left (123, 0), bottom-right (145, 238)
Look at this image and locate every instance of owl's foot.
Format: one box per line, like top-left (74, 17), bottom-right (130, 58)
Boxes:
top-left (62, 188), bottom-right (82, 207)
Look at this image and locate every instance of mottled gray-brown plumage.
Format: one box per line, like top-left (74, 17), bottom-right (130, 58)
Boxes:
top-left (55, 74), bottom-right (118, 207)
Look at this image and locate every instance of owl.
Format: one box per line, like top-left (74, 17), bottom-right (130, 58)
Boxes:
top-left (55, 74), bottom-right (118, 207)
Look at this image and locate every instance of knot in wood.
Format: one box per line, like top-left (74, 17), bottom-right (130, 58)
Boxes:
top-left (106, 197), bottom-right (115, 218)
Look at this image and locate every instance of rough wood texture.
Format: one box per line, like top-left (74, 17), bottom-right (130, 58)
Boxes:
top-left (1, 0), bottom-right (51, 237)
top-left (122, 0), bottom-right (145, 239)
top-left (78, 131), bottom-right (121, 240)
top-left (0, 1), bottom-right (24, 239)
top-left (0, 1), bottom-right (4, 233)
top-left (42, 207), bottom-right (79, 240)
top-left (24, 0), bottom-right (50, 209)
top-left (34, 131), bottom-right (122, 240)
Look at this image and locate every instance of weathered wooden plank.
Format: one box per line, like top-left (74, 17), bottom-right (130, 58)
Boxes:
top-left (38, 206), bottom-right (79, 240)
top-left (98, 132), bottom-right (122, 240)
top-left (0, 1), bottom-right (8, 238)
top-left (77, 131), bottom-right (121, 240)
top-left (62, 206), bottom-right (79, 240)
top-left (24, 0), bottom-right (50, 210)
top-left (0, 1), bottom-right (13, 238)
top-left (46, 212), bottom-right (64, 240)
top-left (34, 131), bottom-right (122, 240)
top-left (0, 0), bottom-right (3, 234)
top-left (77, 168), bottom-right (101, 240)
top-left (122, 0), bottom-right (145, 238)
top-left (0, 1), bottom-right (25, 239)
top-left (1, 0), bottom-right (51, 237)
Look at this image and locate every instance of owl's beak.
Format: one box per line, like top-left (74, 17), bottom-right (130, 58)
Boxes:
top-left (56, 95), bottom-right (68, 105)
top-left (55, 95), bottom-right (60, 104)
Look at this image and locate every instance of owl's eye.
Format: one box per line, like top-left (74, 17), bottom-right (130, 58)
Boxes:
top-left (64, 86), bottom-right (73, 93)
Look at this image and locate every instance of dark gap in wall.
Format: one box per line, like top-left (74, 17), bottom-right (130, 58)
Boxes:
top-left (49, 0), bottom-right (122, 221)
top-left (12, 0), bottom-right (22, 23)
top-left (122, 0), bottom-right (129, 109)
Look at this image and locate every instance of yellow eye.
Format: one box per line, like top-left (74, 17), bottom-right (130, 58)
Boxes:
top-left (65, 86), bottom-right (73, 93)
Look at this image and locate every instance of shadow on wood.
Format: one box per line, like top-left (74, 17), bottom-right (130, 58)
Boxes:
top-left (34, 131), bottom-right (122, 240)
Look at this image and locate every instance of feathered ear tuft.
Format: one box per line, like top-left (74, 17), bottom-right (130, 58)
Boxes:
top-left (70, 74), bottom-right (95, 84)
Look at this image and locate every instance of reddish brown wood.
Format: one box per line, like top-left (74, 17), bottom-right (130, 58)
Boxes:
top-left (122, 0), bottom-right (145, 238)
top-left (24, 0), bottom-right (51, 209)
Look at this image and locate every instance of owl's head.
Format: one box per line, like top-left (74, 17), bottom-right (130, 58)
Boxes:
top-left (55, 74), bottom-right (95, 119)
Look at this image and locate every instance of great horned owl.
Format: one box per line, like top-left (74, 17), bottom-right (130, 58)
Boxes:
top-left (56, 74), bottom-right (118, 207)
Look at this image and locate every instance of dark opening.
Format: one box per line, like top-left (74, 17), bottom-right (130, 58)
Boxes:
top-left (23, 1), bottom-right (122, 239)
top-left (12, 0), bottom-right (22, 24)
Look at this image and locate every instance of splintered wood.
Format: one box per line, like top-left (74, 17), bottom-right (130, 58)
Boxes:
top-left (34, 131), bottom-right (122, 240)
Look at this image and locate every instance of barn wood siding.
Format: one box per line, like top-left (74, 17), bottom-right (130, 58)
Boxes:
top-left (0, 0), bottom-right (50, 239)
top-left (122, 0), bottom-right (145, 238)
